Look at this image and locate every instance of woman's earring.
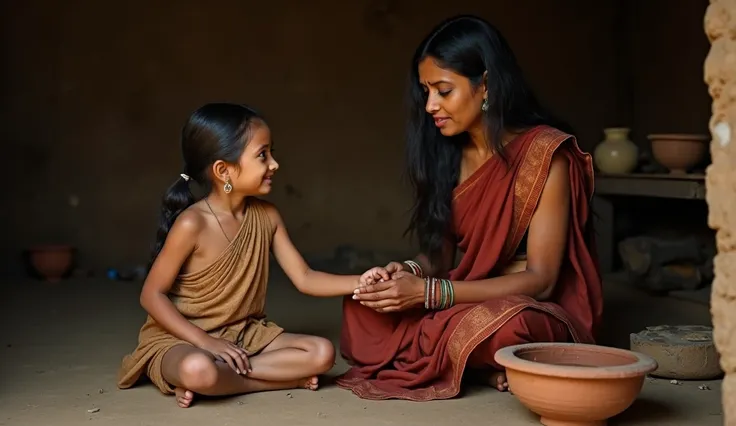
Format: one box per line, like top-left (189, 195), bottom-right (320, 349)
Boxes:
top-left (224, 178), bottom-right (233, 194)
top-left (481, 98), bottom-right (489, 112)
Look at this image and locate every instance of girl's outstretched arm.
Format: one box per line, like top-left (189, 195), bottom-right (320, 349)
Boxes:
top-left (264, 202), bottom-right (361, 297)
top-left (140, 210), bottom-right (211, 347)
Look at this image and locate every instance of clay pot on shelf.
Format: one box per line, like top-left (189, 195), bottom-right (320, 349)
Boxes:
top-left (594, 127), bottom-right (639, 174)
top-left (648, 134), bottom-right (709, 174)
top-left (494, 342), bottom-right (658, 426)
top-left (28, 244), bottom-right (75, 282)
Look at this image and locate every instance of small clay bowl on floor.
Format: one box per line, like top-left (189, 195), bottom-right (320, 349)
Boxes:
top-left (494, 342), bottom-right (658, 426)
top-left (28, 244), bottom-right (75, 282)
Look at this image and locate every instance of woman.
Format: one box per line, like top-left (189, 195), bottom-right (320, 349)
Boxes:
top-left (336, 15), bottom-right (603, 401)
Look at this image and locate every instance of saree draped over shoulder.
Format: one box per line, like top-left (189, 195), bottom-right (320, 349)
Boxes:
top-left (337, 125), bottom-right (603, 401)
top-left (117, 198), bottom-right (283, 394)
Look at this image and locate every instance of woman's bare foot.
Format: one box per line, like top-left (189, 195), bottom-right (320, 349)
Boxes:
top-left (298, 376), bottom-right (319, 391)
top-left (174, 387), bottom-right (195, 408)
top-left (488, 371), bottom-right (509, 392)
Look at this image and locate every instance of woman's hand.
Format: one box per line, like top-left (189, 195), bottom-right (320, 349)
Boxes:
top-left (352, 271), bottom-right (425, 312)
top-left (197, 336), bottom-right (251, 375)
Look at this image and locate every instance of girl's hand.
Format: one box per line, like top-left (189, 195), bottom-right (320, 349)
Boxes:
top-left (197, 336), bottom-right (251, 375)
top-left (384, 261), bottom-right (406, 277)
top-left (359, 266), bottom-right (391, 287)
top-left (353, 271), bottom-right (425, 312)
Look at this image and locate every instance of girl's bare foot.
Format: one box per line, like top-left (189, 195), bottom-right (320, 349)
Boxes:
top-left (488, 371), bottom-right (509, 392)
top-left (174, 387), bottom-right (195, 408)
top-left (299, 376), bottom-right (319, 391)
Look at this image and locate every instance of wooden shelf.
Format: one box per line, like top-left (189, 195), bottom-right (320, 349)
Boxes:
top-left (594, 173), bottom-right (706, 200)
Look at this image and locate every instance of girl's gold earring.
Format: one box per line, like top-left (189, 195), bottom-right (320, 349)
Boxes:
top-left (224, 178), bottom-right (233, 194)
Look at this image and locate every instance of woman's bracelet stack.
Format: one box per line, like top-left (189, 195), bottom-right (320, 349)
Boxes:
top-left (403, 260), bottom-right (455, 310)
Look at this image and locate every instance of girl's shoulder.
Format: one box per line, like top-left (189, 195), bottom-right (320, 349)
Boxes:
top-left (247, 197), bottom-right (281, 233)
top-left (170, 202), bottom-right (208, 238)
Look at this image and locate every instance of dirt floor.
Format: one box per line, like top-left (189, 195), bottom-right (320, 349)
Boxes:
top-left (0, 269), bottom-right (724, 426)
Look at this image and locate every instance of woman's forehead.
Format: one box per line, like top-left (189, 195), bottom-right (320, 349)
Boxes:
top-left (418, 58), bottom-right (462, 84)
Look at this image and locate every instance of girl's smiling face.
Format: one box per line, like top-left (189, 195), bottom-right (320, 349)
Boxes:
top-left (218, 122), bottom-right (279, 196)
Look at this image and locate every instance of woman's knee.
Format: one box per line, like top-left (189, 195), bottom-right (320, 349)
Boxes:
top-left (177, 352), bottom-right (219, 391)
top-left (307, 336), bottom-right (336, 373)
top-left (467, 309), bottom-right (570, 369)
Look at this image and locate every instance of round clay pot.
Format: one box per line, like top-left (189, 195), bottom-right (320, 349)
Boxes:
top-left (28, 244), bottom-right (75, 282)
top-left (648, 134), bottom-right (709, 174)
top-left (494, 342), bottom-right (658, 426)
top-left (594, 127), bottom-right (639, 174)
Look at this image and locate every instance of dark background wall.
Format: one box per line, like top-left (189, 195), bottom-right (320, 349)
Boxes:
top-left (0, 0), bottom-right (710, 275)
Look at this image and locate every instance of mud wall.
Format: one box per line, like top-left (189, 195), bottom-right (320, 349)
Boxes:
top-left (704, 0), bottom-right (736, 422)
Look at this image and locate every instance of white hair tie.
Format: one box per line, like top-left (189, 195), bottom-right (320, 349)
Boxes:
top-left (180, 173), bottom-right (191, 181)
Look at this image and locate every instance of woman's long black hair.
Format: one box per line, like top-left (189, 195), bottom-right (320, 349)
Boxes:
top-left (404, 15), bottom-right (572, 265)
top-left (149, 103), bottom-right (264, 269)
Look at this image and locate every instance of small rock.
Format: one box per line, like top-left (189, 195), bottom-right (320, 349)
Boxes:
top-left (670, 379), bottom-right (681, 385)
top-left (237, 401), bottom-right (244, 405)
top-left (699, 385), bottom-right (711, 390)
top-left (98, 389), bottom-right (105, 394)
top-left (87, 408), bottom-right (100, 413)
top-left (286, 392), bottom-right (293, 398)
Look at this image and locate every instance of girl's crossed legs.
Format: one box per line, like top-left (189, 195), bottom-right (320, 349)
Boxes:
top-left (161, 333), bottom-right (335, 408)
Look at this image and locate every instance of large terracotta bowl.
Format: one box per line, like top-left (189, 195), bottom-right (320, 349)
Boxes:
top-left (494, 342), bottom-right (658, 426)
top-left (648, 133), bottom-right (709, 174)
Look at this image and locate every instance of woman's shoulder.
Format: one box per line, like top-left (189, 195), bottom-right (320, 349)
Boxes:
top-left (517, 125), bottom-right (578, 161)
top-left (526, 125), bottom-right (574, 145)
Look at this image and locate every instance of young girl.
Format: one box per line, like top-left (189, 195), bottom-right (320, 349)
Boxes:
top-left (117, 103), bottom-right (384, 408)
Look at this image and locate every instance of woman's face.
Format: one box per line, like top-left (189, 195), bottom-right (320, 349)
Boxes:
top-left (418, 56), bottom-right (486, 137)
